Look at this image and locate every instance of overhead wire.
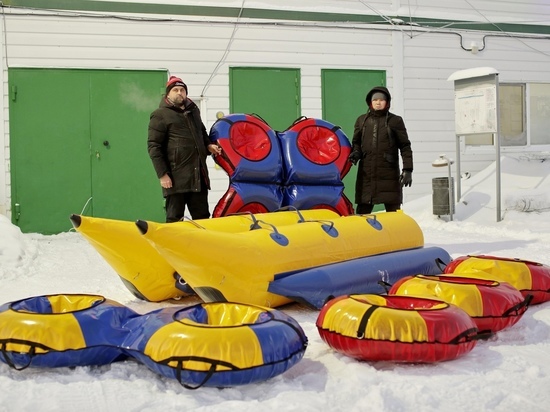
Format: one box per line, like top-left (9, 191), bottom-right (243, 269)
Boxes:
top-left (462, 0), bottom-right (550, 57)
top-left (357, 0), bottom-right (414, 38)
top-left (200, 0), bottom-right (245, 97)
top-left (1, 3), bottom-right (550, 58)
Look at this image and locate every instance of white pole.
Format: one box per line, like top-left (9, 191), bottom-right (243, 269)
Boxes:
top-left (448, 159), bottom-right (453, 221)
top-left (495, 75), bottom-right (502, 222)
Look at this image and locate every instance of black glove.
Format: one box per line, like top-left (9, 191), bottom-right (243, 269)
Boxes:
top-left (400, 170), bottom-right (412, 187)
top-left (348, 150), bottom-right (362, 165)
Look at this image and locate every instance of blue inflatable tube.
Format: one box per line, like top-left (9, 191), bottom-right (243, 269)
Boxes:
top-left (283, 184), bottom-right (354, 216)
top-left (0, 294), bottom-right (137, 369)
top-left (278, 117), bottom-right (352, 185)
top-left (209, 113), bottom-right (283, 183)
top-left (212, 181), bottom-right (284, 217)
top-left (120, 303), bottom-right (308, 389)
top-left (268, 246), bottom-right (451, 309)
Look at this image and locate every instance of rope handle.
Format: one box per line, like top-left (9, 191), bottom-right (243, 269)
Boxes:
top-left (0, 339), bottom-right (51, 371)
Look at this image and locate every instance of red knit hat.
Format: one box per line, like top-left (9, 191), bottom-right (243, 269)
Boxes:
top-left (166, 76), bottom-right (188, 94)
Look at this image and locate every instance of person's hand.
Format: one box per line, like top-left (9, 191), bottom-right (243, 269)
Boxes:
top-left (208, 143), bottom-right (222, 156)
top-left (348, 150), bottom-right (362, 165)
top-left (400, 170), bottom-right (412, 187)
top-left (160, 174), bottom-right (172, 189)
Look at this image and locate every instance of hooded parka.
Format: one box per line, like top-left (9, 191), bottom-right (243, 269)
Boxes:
top-left (148, 97), bottom-right (211, 197)
top-left (351, 86), bottom-right (413, 205)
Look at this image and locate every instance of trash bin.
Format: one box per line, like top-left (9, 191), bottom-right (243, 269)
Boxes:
top-left (432, 177), bottom-right (454, 215)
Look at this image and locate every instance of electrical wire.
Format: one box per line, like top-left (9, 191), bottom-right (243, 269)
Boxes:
top-left (462, 0), bottom-right (550, 56)
top-left (1, 3), bottom-right (550, 57)
top-left (357, 0), bottom-right (414, 38)
top-left (200, 0), bottom-right (245, 97)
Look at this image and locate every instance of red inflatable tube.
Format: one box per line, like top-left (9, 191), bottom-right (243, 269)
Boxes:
top-left (444, 255), bottom-right (550, 305)
top-left (390, 274), bottom-right (531, 334)
top-left (316, 294), bottom-right (478, 363)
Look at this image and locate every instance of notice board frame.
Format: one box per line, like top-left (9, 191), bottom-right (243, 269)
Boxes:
top-left (448, 67), bottom-right (502, 222)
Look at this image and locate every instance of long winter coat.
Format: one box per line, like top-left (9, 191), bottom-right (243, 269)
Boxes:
top-left (351, 87), bottom-right (413, 205)
top-left (148, 97), bottom-right (211, 196)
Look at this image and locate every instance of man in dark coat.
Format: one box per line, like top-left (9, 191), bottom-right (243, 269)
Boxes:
top-left (348, 86), bottom-right (413, 214)
top-left (148, 75), bottom-right (222, 222)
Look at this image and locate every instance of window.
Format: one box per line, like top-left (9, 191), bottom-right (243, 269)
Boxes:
top-left (465, 83), bottom-right (550, 147)
top-left (530, 83), bottom-right (550, 145)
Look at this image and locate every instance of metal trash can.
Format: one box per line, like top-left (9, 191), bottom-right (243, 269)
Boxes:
top-left (432, 177), bottom-right (455, 215)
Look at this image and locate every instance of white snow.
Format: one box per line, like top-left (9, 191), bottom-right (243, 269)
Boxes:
top-left (1, 153), bottom-right (549, 412)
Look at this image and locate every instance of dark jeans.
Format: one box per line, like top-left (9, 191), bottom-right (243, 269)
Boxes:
top-left (165, 189), bottom-right (210, 222)
top-left (356, 203), bottom-right (400, 214)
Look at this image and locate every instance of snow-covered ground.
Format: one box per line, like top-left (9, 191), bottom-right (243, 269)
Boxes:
top-left (1, 154), bottom-right (549, 412)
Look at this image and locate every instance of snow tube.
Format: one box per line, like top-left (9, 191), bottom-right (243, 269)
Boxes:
top-left (210, 114), bottom-right (354, 217)
top-left (283, 184), bottom-right (354, 216)
top-left (212, 182), bottom-right (283, 218)
top-left (122, 302), bottom-right (308, 389)
top-left (209, 113), bottom-right (283, 183)
top-left (0, 294), bottom-right (136, 369)
top-left (389, 274), bottom-right (531, 333)
top-left (316, 294), bottom-right (478, 363)
top-left (278, 117), bottom-right (352, 185)
top-left (444, 255), bottom-right (550, 305)
top-left (268, 246), bottom-right (451, 309)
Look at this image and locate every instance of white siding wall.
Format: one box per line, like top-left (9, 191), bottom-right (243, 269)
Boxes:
top-left (400, 30), bottom-right (550, 202)
top-left (2, 2), bottom-right (550, 218)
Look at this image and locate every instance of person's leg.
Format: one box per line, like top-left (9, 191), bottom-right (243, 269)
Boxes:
top-left (356, 203), bottom-right (374, 214)
top-left (384, 203), bottom-right (401, 212)
top-left (165, 193), bottom-right (187, 223)
top-left (186, 187), bottom-right (210, 220)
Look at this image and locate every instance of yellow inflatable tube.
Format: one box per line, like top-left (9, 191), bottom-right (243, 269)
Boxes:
top-left (70, 209), bottom-right (340, 302)
top-left (137, 211), bottom-right (424, 307)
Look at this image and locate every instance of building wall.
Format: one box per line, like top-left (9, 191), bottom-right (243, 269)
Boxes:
top-left (1, 1), bottom-right (550, 219)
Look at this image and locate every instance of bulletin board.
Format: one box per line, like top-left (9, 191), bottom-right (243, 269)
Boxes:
top-left (453, 75), bottom-right (498, 135)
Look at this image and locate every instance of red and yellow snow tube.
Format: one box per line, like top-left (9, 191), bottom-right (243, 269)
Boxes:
top-left (444, 255), bottom-right (550, 305)
top-left (316, 294), bottom-right (478, 363)
top-left (389, 274), bottom-right (530, 333)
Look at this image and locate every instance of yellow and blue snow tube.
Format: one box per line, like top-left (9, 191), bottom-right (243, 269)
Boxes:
top-left (121, 302), bottom-right (308, 389)
top-left (0, 294), bottom-right (137, 369)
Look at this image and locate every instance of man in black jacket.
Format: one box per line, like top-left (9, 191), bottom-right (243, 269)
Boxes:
top-left (348, 86), bottom-right (413, 214)
top-left (148, 76), bottom-right (222, 222)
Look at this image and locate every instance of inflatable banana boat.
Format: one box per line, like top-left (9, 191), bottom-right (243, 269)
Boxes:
top-left (70, 209), bottom-right (339, 302)
top-left (136, 210), bottom-right (425, 307)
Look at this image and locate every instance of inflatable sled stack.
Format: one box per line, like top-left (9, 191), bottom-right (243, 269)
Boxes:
top-left (209, 114), bottom-right (354, 217)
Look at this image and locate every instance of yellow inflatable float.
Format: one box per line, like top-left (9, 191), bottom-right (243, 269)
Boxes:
top-left (136, 210), bottom-right (424, 307)
top-left (70, 209), bottom-right (341, 302)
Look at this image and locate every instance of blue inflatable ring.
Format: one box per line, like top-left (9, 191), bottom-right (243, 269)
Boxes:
top-left (0, 294), bottom-right (137, 369)
top-left (121, 302), bottom-right (308, 389)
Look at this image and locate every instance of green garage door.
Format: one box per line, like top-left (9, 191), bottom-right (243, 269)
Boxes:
top-left (321, 69), bottom-right (386, 211)
top-left (9, 68), bottom-right (167, 234)
top-left (230, 67), bottom-right (300, 131)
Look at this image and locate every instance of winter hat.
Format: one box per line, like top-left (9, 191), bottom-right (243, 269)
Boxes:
top-left (371, 92), bottom-right (387, 101)
top-left (166, 76), bottom-right (188, 94)
top-left (366, 87), bottom-right (391, 111)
